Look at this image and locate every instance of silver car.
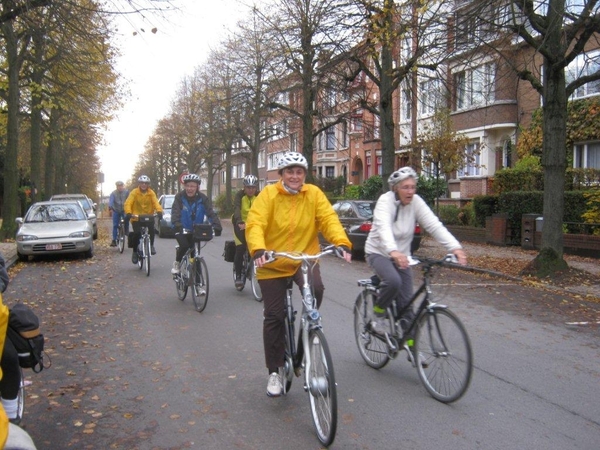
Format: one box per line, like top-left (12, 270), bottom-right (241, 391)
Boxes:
top-left (16, 201), bottom-right (94, 261)
top-left (49, 194), bottom-right (98, 239)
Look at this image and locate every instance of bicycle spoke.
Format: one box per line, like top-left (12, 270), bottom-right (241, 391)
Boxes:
top-left (415, 308), bottom-right (472, 403)
top-left (354, 291), bottom-right (390, 369)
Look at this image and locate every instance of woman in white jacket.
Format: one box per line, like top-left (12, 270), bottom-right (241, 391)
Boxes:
top-left (364, 167), bottom-right (467, 337)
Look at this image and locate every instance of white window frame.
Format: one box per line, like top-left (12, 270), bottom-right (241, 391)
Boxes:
top-left (567, 50), bottom-right (600, 99)
top-left (455, 63), bottom-right (495, 110)
top-left (458, 141), bottom-right (481, 176)
top-left (574, 142), bottom-right (600, 169)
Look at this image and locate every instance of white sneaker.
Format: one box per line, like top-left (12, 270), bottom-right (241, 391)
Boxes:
top-left (266, 372), bottom-right (282, 397)
top-left (370, 315), bottom-right (389, 335)
top-left (171, 261), bottom-right (180, 274)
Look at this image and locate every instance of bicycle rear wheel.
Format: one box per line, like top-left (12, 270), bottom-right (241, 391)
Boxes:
top-left (306, 329), bottom-right (337, 447)
top-left (143, 237), bottom-right (151, 276)
top-left (353, 291), bottom-right (390, 369)
top-left (175, 258), bottom-right (188, 301)
top-left (191, 257), bottom-right (209, 312)
top-left (14, 367), bottom-right (25, 425)
top-left (117, 224), bottom-right (125, 253)
top-left (414, 307), bottom-right (473, 403)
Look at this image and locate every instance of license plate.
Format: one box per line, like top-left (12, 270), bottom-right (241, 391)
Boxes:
top-left (46, 243), bottom-right (62, 250)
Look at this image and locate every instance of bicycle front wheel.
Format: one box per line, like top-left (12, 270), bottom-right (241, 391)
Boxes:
top-left (14, 367), bottom-right (25, 425)
top-left (353, 291), bottom-right (390, 369)
top-left (414, 307), bottom-right (473, 403)
top-left (175, 259), bottom-right (188, 301)
top-left (306, 329), bottom-right (337, 447)
top-left (143, 237), bottom-right (151, 276)
top-left (191, 257), bottom-right (209, 312)
top-left (251, 269), bottom-right (262, 302)
top-left (117, 225), bottom-right (125, 253)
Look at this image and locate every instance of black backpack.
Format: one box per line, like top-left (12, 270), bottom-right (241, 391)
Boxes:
top-left (7, 303), bottom-right (47, 373)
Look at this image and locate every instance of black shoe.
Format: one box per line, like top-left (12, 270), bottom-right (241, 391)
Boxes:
top-left (151, 246), bottom-right (156, 255)
top-left (132, 252), bottom-right (139, 264)
top-left (110, 240), bottom-right (117, 247)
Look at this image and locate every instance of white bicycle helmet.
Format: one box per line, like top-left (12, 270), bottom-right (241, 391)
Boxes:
top-left (243, 175), bottom-right (258, 186)
top-left (277, 152), bottom-right (308, 173)
top-left (387, 167), bottom-right (417, 189)
top-left (138, 175), bottom-right (151, 183)
top-left (182, 173), bottom-right (201, 184)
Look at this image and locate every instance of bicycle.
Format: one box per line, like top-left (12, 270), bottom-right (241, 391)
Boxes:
top-left (173, 223), bottom-right (213, 313)
top-left (263, 245), bottom-right (343, 447)
top-left (232, 247), bottom-right (262, 301)
top-left (132, 214), bottom-right (155, 276)
top-left (116, 217), bottom-right (126, 254)
top-left (354, 254), bottom-right (473, 403)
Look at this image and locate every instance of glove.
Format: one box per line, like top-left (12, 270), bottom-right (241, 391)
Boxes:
top-left (214, 227), bottom-right (222, 237)
top-left (336, 245), bottom-right (351, 258)
top-left (125, 214), bottom-right (132, 220)
top-left (174, 224), bottom-right (183, 234)
top-left (157, 212), bottom-right (163, 220)
top-left (252, 249), bottom-right (266, 261)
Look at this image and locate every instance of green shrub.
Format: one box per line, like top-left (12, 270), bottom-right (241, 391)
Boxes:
top-left (345, 185), bottom-right (361, 199)
top-left (472, 195), bottom-right (499, 227)
top-left (460, 202), bottom-right (476, 226)
top-left (213, 192), bottom-right (232, 216)
top-left (417, 176), bottom-right (447, 209)
top-left (438, 205), bottom-right (461, 225)
top-left (360, 175), bottom-right (383, 200)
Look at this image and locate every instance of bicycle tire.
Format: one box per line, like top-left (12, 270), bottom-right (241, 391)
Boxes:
top-left (191, 257), bottom-right (209, 312)
top-left (14, 367), bottom-right (25, 425)
top-left (175, 258), bottom-right (188, 301)
top-left (282, 299), bottom-right (295, 394)
top-left (306, 328), bottom-right (337, 447)
top-left (117, 225), bottom-right (125, 253)
top-left (251, 268), bottom-right (262, 302)
top-left (144, 236), bottom-right (151, 276)
top-left (353, 291), bottom-right (390, 369)
top-left (414, 307), bottom-right (473, 403)
top-left (232, 255), bottom-right (246, 291)
top-left (137, 242), bottom-right (143, 270)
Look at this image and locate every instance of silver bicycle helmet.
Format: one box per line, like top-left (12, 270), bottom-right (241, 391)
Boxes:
top-left (138, 175), bottom-right (151, 183)
top-left (387, 167), bottom-right (417, 189)
top-left (182, 173), bottom-right (201, 184)
top-left (115, 181), bottom-right (124, 186)
top-left (277, 152), bottom-right (308, 173)
top-left (243, 175), bottom-right (258, 187)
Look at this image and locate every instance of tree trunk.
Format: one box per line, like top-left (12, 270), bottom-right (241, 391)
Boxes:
top-left (532, 58), bottom-right (568, 275)
top-left (30, 29), bottom-right (45, 203)
top-left (380, 42), bottom-right (396, 182)
top-left (0, 20), bottom-right (21, 238)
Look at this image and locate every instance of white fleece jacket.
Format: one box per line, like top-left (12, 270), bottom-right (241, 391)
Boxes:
top-left (365, 191), bottom-right (462, 257)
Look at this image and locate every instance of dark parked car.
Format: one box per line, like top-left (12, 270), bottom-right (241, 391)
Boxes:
top-left (156, 194), bottom-right (176, 238)
top-left (321, 200), bottom-right (421, 258)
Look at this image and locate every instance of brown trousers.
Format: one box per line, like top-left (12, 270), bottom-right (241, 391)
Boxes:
top-left (258, 264), bottom-right (324, 372)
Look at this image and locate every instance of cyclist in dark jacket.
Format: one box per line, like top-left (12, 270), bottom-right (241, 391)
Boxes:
top-left (170, 173), bottom-right (222, 274)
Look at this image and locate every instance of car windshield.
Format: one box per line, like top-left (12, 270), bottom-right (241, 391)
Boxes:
top-left (355, 202), bottom-right (373, 219)
top-left (164, 196), bottom-right (175, 209)
top-left (26, 204), bottom-right (86, 222)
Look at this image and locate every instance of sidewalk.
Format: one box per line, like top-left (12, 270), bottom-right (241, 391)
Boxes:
top-left (413, 237), bottom-right (600, 300)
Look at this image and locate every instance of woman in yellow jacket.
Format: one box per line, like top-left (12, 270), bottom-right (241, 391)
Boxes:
top-left (124, 175), bottom-right (163, 264)
top-left (246, 152), bottom-right (351, 397)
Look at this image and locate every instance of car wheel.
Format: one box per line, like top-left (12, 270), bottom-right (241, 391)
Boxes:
top-left (17, 252), bottom-right (28, 262)
top-left (84, 245), bottom-right (94, 259)
top-left (93, 226), bottom-right (98, 240)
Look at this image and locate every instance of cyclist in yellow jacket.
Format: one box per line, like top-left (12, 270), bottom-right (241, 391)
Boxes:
top-left (232, 175), bottom-right (259, 289)
top-left (124, 175), bottom-right (163, 264)
top-left (246, 152), bottom-right (351, 397)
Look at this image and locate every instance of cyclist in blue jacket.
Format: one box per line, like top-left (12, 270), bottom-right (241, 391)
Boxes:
top-left (170, 173), bottom-right (222, 274)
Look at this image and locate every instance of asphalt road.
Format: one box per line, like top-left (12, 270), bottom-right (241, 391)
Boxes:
top-left (4, 219), bottom-right (599, 449)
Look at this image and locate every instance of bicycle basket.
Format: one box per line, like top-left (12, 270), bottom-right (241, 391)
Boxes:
top-left (193, 224), bottom-right (213, 241)
top-left (137, 214), bottom-right (154, 224)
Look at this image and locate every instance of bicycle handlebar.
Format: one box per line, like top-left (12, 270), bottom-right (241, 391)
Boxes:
top-left (411, 253), bottom-right (459, 266)
top-left (262, 245), bottom-right (345, 264)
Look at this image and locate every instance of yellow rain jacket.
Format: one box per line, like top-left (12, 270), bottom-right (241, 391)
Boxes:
top-left (246, 180), bottom-right (351, 280)
top-left (124, 187), bottom-right (163, 222)
top-left (0, 294), bottom-right (10, 447)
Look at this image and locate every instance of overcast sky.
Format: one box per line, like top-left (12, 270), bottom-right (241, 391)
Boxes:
top-left (98, 0), bottom-right (254, 193)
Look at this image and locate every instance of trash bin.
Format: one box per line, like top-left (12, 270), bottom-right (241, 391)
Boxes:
top-left (535, 217), bottom-right (543, 232)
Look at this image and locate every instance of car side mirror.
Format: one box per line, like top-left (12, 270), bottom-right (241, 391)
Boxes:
top-left (15, 218), bottom-right (23, 225)
top-left (92, 203), bottom-right (97, 211)
top-left (87, 213), bottom-right (97, 220)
